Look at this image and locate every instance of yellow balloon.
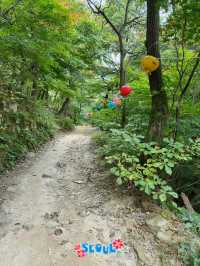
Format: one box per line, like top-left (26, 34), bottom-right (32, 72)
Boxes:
top-left (141, 55), bottom-right (160, 74)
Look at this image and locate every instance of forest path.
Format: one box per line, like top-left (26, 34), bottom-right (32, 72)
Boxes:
top-left (0, 126), bottom-right (182, 266)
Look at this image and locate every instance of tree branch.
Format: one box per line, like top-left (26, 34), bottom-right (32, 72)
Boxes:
top-left (124, 0), bottom-right (132, 25)
top-left (87, 0), bottom-right (120, 36)
top-left (180, 51), bottom-right (200, 100)
top-left (173, 51), bottom-right (200, 140)
top-left (120, 0), bottom-right (143, 31)
top-left (124, 16), bottom-right (142, 27)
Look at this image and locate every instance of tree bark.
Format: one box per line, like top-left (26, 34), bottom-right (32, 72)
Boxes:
top-left (119, 35), bottom-right (126, 87)
top-left (119, 35), bottom-right (127, 128)
top-left (146, 0), bottom-right (168, 143)
top-left (58, 98), bottom-right (70, 116)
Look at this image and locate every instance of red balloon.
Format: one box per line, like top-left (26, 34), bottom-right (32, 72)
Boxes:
top-left (120, 85), bottom-right (133, 97)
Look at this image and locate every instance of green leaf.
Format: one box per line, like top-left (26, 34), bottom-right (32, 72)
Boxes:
top-left (116, 177), bottom-right (123, 186)
top-left (168, 162), bottom-right (175, 167)
top-left (159, 194), bottom-right (167, 202)
top-left (165, 165), bottom-right (172, 175)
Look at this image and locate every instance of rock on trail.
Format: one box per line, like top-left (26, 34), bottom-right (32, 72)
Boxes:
top-left (0, 126), bottom-right (183, 266)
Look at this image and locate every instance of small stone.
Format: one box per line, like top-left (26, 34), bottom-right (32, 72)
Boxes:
top-left (44, 212), bottom-right (59, 223)
top-left (51, 212), bottom-right (59, 219)
top-left (146, 215), bottom-right (169, 232)
top-left (42, 174), bottom-right (53, 179)
top-left (22, 224), bottom-right (33, 231)
top-left (54, 228), bottom-right (63, 236)
top-left (157, 231), bottom-right (173, 243)
top-left (56, 161), bottom-right (66, 168)
top-left (44, 213), bottom-right (50, 220)
top-left (127, 228), bottom-right (133, 233)
top-left (109, 231), bottom-right (115, 238)
top-left (78, 211), bottom-right (87, 217)
top-left (73, 180), bottom-right (85, 184)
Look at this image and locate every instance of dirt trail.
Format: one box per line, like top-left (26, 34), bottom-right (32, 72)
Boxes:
top-left (0, 126), bottom-right (183, 266)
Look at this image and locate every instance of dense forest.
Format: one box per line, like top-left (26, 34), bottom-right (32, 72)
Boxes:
top-left (0, 0), bottom-right (200, 264)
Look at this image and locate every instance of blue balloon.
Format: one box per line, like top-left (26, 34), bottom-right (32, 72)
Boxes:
top-left (108, 101), bottom-right (117, 109)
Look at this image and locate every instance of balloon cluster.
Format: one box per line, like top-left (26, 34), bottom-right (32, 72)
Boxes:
top-left (92, 54), bottom-right (160, 115)
top-left (95, 85), bottom-right (133, 111)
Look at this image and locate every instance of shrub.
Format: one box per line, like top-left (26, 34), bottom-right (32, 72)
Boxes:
top-left (0, 101), bottom-right (57, 173)
top-left (91, 131), bottom-right (108, 146)
top-left (178, 210), bottom-right (200, 265)
top-left (96, 129), bottom-right (200, 206)
top-left (90, 109), bottom-right (121, 131)
top-left (179, 241), bottom-right (200, 266)
top-left (59, 117), bottom-right (75, 131)
top-left (179, 209), bottom-right (200, 235)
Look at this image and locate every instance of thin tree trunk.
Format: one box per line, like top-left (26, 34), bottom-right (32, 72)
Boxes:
top-left (87, 0), bottom-right (131, 128)
top-left (58, 98), bottom-right (70, 116)
top-left (119, 35), bottom-right (127, 128)
top-left (173, 52), bottom-right (200, 140)
top-left (146, 0), bottom-right (168, 143)
top-left (119, 36), bottom-right (126, 87)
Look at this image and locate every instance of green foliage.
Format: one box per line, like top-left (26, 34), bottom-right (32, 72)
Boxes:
top-left (96, 128), bottom-right (200, 205)
top-left (90, 109), bottom-right (121, 131)
top-left (178, 209), bottom-right (200, 265)
top-left (180, 209), bottom-right (200, 235)
top-left (91, 131), bottom-right (108, 146)
top-left (173, 159), bottom-right (200, 211)
top-left (0, 104), bottom-right (56, 173)
top-left (165, 0), bottom-right (200, 46)
top-left (179, 241), bottom-right (200, 266)
top-left (0, 0), bottom-right (103, 172)
top-left (58, 117), bottom-right (74, 131)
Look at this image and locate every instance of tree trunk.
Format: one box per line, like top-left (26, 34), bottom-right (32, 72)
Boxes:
top-left (58, 98), bottom-right (70, 116)
top-left (119, 35), bottom-right (127, 128)
top-left (146, 0), bottom-right (168, 143)
top-left (119, 36), bottom-right (126, 87)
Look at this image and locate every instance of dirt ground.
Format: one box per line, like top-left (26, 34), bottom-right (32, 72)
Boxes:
top-left (0, 126), bottom-right (184, 266)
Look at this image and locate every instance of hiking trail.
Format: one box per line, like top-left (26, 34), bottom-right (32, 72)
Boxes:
top-left (0, 126), bottom-right (184, 266)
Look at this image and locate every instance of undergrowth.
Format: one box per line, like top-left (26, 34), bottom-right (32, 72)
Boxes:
top-left (93, 129), bottom-right (200, 207)
top-left (0, 99), bottom-right (74, 173)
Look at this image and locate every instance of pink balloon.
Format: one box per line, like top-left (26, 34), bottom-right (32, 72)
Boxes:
top-left (113, 97), bottom-right (122, 106)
